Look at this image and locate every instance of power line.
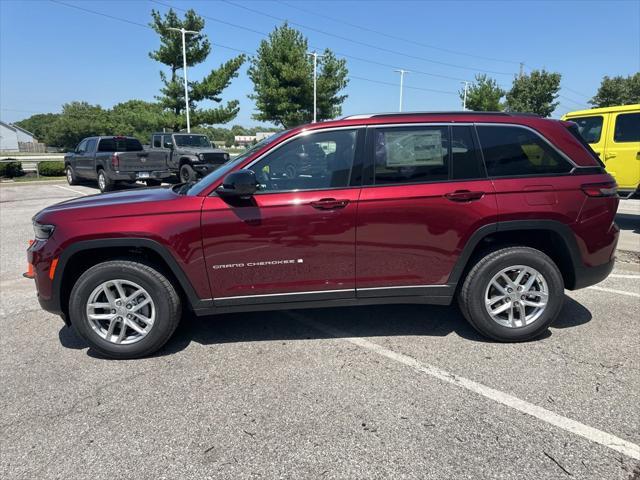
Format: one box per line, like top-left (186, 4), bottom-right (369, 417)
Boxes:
top-left (216, 0), bottom-right (515, 76)
top-left (150, 0), bottom-right (472, 82)
top-left (277, 0), bottom-right (520, 66)
top-left (46, 1), bottom-right (459, 103)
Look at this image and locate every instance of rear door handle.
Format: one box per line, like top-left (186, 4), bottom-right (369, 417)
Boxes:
top-left (444, 190), bottom-right (485, 202)
top-left (310, 198), bottom-right (349, 210)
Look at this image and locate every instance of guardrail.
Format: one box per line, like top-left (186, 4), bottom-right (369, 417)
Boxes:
top-left (1, 155), bottom-right (65, 178)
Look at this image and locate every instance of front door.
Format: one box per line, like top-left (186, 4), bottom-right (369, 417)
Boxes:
top-left (604, 111), bottom-right (640, 191)
top-left (201, 128), bottom-right (364, 305)
top-left (355, 125), bottom-right (497, 296)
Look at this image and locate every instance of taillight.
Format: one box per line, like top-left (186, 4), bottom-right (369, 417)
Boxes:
top-left (581, 181), bottom-right (617, 197)
top-left (111, 153), bottom-right (119, 169)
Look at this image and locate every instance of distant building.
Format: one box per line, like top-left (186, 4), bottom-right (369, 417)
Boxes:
top-left (234, 135), bottom-right (256, 146)
top-left (256, 131), bottom-right (276, 141)
top-left (0, 121), bottom-right (43, 152)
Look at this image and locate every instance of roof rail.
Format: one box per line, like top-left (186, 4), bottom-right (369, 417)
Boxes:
top-left (342, 111), bottom-right (540, 120)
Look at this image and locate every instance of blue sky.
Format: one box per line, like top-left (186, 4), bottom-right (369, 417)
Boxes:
top-left (1, 0), bottom-right (639, 128)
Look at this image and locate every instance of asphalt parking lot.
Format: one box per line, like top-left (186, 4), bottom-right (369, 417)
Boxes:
top-left (1, 181), bottom-right (639, 480)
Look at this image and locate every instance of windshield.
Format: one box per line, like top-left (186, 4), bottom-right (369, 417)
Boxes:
top-left (173, 134), bottom-right (211, 148)
top-left (186, 130), bottom-right (289, 196)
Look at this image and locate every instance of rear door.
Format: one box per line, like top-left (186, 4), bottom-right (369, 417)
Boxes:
top-left (604, 111), bottom-right (640, 191)
top-left (72, 139), bottom-right (89, 177)
top-left (355, 124), bottom-right (497, 297)
top-left (80, 138), bottom-right (97, 178)
top-left (200, 128), bottom-right (364, 305)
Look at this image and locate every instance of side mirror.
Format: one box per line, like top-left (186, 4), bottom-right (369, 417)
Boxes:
top-left (217, 169), bottom-right (258, 199)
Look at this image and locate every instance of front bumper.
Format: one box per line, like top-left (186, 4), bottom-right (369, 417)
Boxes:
top-left (192, 163), bottom-right (223, 176)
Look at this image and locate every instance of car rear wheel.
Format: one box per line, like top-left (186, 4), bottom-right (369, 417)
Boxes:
top-left (66, 165), bottom-right (79, 185)
top-left (458, 246), bottom-right (564, 342)
top-left (97, 169), bottom-right (114, 193)
top-left (179, 164), bottom-right (196, 183)
top-left (69, 260), bottom-right (181, 359)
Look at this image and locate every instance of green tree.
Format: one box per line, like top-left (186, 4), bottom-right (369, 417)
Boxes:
top-left (46, 102), bottom-right (110, 150)
top-left (590, 73), bottom-right (640, 107)
top-left (505, 69), bottom-right (562, 117)
top-left (149, 8), bottom-right (245, 131)
top-left (460, 74), bottom-right (505, 111)
top-left (14, 113), bottom-right (60, 143)
top-left (248, 23), bottom-right (349, 128)
top-left (108, 100), bottom-right (167, 141)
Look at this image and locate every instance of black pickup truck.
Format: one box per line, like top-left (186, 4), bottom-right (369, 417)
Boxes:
top-left (65, 136), bottom-right (172, 192)
top-left (149, 133), bottom-right (230, 182)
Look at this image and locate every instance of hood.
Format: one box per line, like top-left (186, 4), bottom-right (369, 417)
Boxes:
top-left (35, 186), bottom-right (179, 219)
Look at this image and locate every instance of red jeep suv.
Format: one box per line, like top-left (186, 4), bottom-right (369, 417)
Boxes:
top-left (28, 112), bottom-right (619, 358)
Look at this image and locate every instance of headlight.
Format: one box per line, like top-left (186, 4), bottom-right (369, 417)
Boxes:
top-left (197, 153), bottom-right (204, 161)
top-left (33, 222), bottom-right (55, 240)
top-left (224, 153), bottom-right (230, 161)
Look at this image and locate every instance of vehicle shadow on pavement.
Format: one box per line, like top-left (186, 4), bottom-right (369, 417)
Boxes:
top-left (615, 213), bottom-right (640, 235)
top-left (57, 296), bottom-right (592, 358)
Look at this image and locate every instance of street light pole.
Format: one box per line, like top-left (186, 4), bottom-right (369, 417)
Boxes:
top-left (394, 69), bottom-right (410, 112)
top-left (307, 51), bottom-right (325, 123)
top-left (168, 27), bottom-right (199, 132)
top-left (461, 81), bottom-right (470, 110)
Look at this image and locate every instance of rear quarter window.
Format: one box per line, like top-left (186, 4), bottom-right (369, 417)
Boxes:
top-left (476, 125), bottom-right (573, 177)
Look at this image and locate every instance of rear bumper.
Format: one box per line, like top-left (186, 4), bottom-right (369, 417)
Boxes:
top-left (572, 257), bottom-right (615, 290)
top-left (110, 170), bottom-right (174, 181)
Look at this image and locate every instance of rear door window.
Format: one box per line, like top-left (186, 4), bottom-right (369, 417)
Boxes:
top-left (373, 127), bottom-right (449, 185)
top-left (613, 113), bottom-right (640, 142)
top-left (153, 135), bottom-right (162, 148)
top-left (85, 138), bottom-right (97, 153)
top-left (476, 125), bottom-right (573, 177)
top-left (569, 116), bottom-right (604, 143)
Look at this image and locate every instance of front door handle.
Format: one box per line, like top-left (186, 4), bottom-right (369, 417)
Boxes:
top-left (604, 152), bottom-right (617, 160)
top-left (310, 198), bottom-right (349, 210)
top-left (444, 190), bottom-right (485, 202)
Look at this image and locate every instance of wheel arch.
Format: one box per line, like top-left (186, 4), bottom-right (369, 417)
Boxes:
top-left (54, 238), bottom-right (208, 323)
top-left (449, 221), bottom-right (581, 291)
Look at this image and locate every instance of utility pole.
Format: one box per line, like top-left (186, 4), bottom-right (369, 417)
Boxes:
top-left (394, 69), bottom-right (410, 112)
top-left (307, 51), bottom-right (325, 123)
top-left (461, 81), bottom-right (470, 110)
top-left (168, 27), bottom-right (199, 132)
top-left (519, 62), bottom-right (525, 79)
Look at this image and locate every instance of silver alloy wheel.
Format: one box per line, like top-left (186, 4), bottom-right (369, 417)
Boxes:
top-left (98, 171), bottom-right (106, 191)
top-left (484, 265), bottom-right (548, 328)
top-left (86, 279), bottom-right (156, 345)
top-left (66, 167), bottom-right (73, 184)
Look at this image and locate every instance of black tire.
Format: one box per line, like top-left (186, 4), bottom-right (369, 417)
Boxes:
top-left (69, 260), bottom-right (182, 359)
top-left (458, 246), bottom-right (564, 342)
top-left (179, 164), bottom-right (196, 183)
top-left (97, 168), bottom-right (114, 193)
top-left (145, 179), bottom-right (162, 187)
top-left (66, 165), bottom-right (79, 185)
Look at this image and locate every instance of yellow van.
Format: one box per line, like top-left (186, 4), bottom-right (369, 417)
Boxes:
top-left (562, 104), bottom-right (639, 197)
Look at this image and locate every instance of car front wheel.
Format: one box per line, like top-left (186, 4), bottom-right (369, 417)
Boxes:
top-left (66, 165), bottom-right (79, 185)
top-left (179, 164), bottom-right (196, 183)
top-left (458, 246), bottom-right (564, 342)
top-left (69, 260), bottom-right (182, 359)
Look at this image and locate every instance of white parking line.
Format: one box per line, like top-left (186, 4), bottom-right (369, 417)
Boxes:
top-left (587, 286), bottom-right (640, 298)
top-left (608, 274), bottom-right (640, 279)
top-left (53, 185), bottom-right (88, 196)
top-left (289, 312), bottom-right (640, 461)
